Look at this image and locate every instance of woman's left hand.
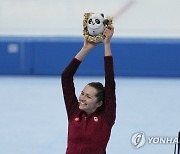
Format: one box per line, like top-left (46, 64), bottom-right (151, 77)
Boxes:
top-left (103, 25), bottom-right (114, 44)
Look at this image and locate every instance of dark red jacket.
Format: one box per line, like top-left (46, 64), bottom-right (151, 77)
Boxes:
top-left (61, 56), bottom-right (116, 154)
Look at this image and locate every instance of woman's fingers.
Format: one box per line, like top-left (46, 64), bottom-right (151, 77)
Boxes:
top-left (103, 25), bottom-right (114, 37)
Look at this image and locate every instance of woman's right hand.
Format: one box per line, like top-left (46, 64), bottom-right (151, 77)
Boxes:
top-left (82, 39), bottom-right (100, 51)
top-left (75, 39), bottom-right (100, 61)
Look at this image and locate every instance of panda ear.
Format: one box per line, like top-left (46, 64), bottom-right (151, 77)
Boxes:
top-left (103, 19), bottom-right (109, 26)
top-left (101, 13), bottom-right (104, 18)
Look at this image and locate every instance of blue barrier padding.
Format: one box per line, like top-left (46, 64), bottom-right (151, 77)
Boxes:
top-left (0, 36), bottom-right (180, 77)
top-left (0, 41), bottom-right (22, 74)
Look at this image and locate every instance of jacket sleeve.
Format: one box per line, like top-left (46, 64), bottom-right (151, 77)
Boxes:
top-left (103, 56), bottom-right (116, 126)
top-left (61, 58), bottom-right (81, 120)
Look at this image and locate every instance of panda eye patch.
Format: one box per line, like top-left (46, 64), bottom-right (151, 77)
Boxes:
top-left (95, 19), bottom-right (100, 24)
top-left (88, 19), bottom-right (92, 24)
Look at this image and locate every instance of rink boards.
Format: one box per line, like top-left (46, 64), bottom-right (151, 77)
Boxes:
top-left (0, 37), bottom-right (180, 77)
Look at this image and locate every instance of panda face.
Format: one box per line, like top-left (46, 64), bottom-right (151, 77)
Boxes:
top-left (88, 18), bottom-right (101, 27)
top-left (87, 13), bottom-right (105, 36)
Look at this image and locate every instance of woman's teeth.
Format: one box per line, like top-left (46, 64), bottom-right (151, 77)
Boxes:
top-left (80, 101), bottom-right (87, 105)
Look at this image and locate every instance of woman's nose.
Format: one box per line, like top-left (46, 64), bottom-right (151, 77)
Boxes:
top-left (82, 96), bottom-right (86, 101)
top-left (80, 95), bottom-right (85, 100)
top-left (79, 95), bottom-right (84, 100)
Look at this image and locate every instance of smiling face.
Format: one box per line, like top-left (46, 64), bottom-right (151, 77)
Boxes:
top-left (79, 85), bottom-right (102, 114)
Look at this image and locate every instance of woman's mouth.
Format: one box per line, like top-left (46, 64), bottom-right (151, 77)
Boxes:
top-left (79, 101), bottom-right (87, 105)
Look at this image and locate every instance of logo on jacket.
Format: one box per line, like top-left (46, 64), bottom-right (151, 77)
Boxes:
top-left (94, 117), bottom-right (98, 122)
top-left (74, 117), bottom-right (79, 122)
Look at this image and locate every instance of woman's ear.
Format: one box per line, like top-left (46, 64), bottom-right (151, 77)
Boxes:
top-left (97, 101), bottom-right (103, 107)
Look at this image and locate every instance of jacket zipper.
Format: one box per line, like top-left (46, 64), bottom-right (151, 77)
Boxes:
top-left (79, 116), bottom-right (87, 153)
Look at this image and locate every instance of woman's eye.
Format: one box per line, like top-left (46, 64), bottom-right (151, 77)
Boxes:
top-left (95, 19), bottom-right (100, 24)
top-left (87, 95), bottom-right (91, 99)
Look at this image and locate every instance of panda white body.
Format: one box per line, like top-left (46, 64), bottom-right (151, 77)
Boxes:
top-left (87, 13), bottom-right (105, 36)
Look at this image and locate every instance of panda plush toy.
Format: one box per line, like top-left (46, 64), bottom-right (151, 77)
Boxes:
top-left (87, 13), bottom-right (106, 36)
top-left (83, 13), bottom-right (112, 43)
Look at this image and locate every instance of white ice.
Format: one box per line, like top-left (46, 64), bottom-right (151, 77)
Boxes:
top-left (0, 76), bottom-right (180, 154)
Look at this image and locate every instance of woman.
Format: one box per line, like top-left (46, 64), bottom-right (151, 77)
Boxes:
top-left (61, 25), bottom-right (116, 154)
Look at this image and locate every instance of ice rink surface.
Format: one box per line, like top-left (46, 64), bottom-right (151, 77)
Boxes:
top-left (0, 76), bottom-right (180, 154)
